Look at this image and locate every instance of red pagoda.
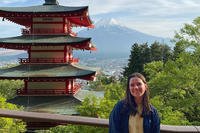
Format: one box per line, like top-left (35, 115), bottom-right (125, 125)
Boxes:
top-left (0, 0), bottom-right (97, 129)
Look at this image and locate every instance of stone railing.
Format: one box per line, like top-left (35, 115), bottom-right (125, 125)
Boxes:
top-left (0, 109), bottom-right (199, 133)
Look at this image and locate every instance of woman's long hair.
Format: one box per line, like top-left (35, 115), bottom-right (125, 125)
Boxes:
top-left (124, 72), bottom-right (151, 116)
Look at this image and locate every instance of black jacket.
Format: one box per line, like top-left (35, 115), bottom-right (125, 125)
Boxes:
top-left (109, 100), bottom-right (160, 133)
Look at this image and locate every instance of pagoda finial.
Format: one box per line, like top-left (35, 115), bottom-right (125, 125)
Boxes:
top-left (43, 0), bottom-right (59, 5)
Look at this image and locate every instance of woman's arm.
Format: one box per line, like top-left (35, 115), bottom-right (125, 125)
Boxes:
top-left (152, 107), bottom-right (160, 133)
top-left (109, 101), bottom-right (122, 133)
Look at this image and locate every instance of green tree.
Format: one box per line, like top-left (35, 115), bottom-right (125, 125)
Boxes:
top-left (88, 74), bottom-right (117, 91)
top-left (171, 17), bottom-right (200, 125)
top-left (123, 42), bottom-right (172, 78)
top-left (145, 57), bottom-right (200, 125)
top-left (144, 17), bottom-right (200, 124)
top-left (150, 41), bottom-right (172, 63)
top-left (0, 96), bottom-right (26, 132)
top-left (151, 96), bottom-right (190, 125)
top-left (123, 43), bottom-right (151, 77)
top-left (0, 80), bottom-right (23, 99)
top-left (172, 17), bottom-right (200, 60)
top-left (0, 70), bottom-right (25, 132)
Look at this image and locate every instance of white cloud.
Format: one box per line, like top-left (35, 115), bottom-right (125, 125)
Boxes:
top-left (0, 0), bottom-right (200, 38)
top-left (125, 19), bottom-right (190, 38)
top-left (137, 0), bottom-right (200, 17)
top-left (59, 0), bottom-right (200, 17)
top-left (1, 0), bottom-right (27, 4)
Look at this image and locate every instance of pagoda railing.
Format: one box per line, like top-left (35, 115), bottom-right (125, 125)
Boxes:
top-left (22, 28), bottom-right (64, 35)
top-left (0, 109), bottom-right (199, 132)
top-left (17, 89), bottom-right (67, 96)
top-left (21, 28), bottom-right (77, 36)
top-left (19, 58), bottom-right (79, 64)
top-left (19, 58), bottom-right (65, 64)
top-left (17, 84), bottom-right (81, 96)
top-left (21, 29), bottom-right (78, 36)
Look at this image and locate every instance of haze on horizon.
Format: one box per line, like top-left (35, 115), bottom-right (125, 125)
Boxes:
top-left (0, 0), bottom-right (200, 38)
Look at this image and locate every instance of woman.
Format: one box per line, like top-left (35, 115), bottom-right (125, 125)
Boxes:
top-left (109, 72), bottom-right (160, 133)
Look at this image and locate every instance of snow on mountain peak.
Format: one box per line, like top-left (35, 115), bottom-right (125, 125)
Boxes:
top-left (109, 18), bottom-right (119, 25)
top-left (95, 18), bottom-right (124, 28)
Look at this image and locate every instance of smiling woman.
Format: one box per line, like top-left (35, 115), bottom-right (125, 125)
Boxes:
top-left (109, 72), bottom-right (160, 133)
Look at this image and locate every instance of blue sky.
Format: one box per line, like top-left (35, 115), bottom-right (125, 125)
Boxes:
top-left (0, 0), bottom-right (200, 38)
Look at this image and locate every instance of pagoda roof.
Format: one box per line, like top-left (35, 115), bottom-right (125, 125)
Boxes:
top-left (0, 4), bottom-right (93, 27)
top-left (0, 35), bottom-right (95, 50)
top-left (0, 64), bottom-right (96, 80)
top-left (0, 5), bottom-right (87, 13)
top-left (7, 96), bottom-right (81, 115)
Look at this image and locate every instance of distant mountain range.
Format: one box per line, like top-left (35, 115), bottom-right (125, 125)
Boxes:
top-left (78, 18), bottom-right (172, 57)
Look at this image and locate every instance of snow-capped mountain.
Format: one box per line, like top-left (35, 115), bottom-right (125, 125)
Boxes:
top-left (94, 18), bottom-right (123, 28)
top-left (78, 18), bottom-right (171, 57)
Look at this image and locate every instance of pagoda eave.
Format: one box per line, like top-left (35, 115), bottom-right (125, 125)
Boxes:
top-left (0, 12), bottom-right (86, 17)
top-left (7, 96), bottom-right (81, 115)
top-left (0, 10), bottom-right (93, 27)
top-left (0, 44), bottom-right (30, 50)
top-left (0, 35), bottom-right (94, 50)
top-left (0, 42), bottom-right (94, 51)
top-left (0, 5), bottom-right (88, 17)
top-left (0, 64), bottom-right (97, 81)
top-left (0, 73), bottom-right (96, 81)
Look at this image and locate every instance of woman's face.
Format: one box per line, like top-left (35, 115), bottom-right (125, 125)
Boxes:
top-left (129, 77), bottom-right (146, 99)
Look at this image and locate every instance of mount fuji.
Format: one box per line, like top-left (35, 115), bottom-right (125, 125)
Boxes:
top-left (78, 18), bottom-right (171, 57)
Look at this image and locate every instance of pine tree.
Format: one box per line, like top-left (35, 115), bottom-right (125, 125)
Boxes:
top-left (123, 43), bottom-right (150, 77)
top-left (123, 42), bottom-right (172, 78)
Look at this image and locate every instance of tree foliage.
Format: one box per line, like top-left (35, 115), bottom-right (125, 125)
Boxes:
top-left (88, 74), bottom-right (117, 91)
top-left (123, 43), bottom-right (150, 77)
top-left (146, 54), bottom-right (200, 125)
top-left (151, 96), bottom-right (190, 125)
top-left (0, 67), bottom-right (25, 132)
top-left (123, 42), bottom-right (172, 78)
top-left (0, 96), bottom-right (26, 132)
top-left (0, 80), bottom-right (23, 99)
top-left (145, 17), bottom-right (200, 125)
